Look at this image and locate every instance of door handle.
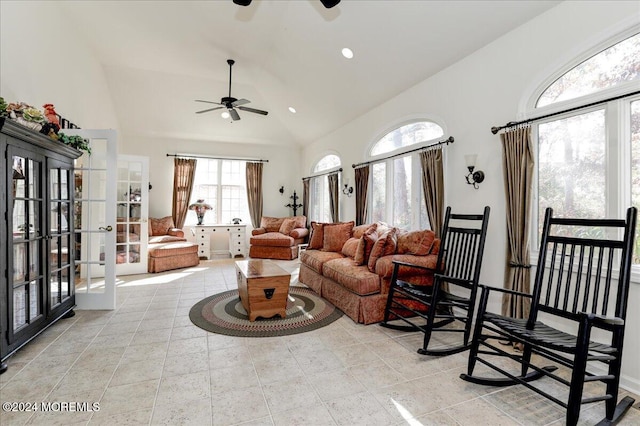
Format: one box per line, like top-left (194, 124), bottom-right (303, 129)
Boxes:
top-left (99, 226), bottom-right (113, 232)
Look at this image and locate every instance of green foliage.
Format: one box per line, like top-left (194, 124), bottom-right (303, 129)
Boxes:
top-left (58, 133), bottom-right (91, 154)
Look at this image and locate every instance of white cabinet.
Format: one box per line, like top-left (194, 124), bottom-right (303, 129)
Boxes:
top-left (193, 225), bottom-right (247, 259)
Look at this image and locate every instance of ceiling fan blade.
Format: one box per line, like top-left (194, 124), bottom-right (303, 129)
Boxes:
top-left (195, 99), bottom-right (222, 105)
top-left (232, 98), bottom-right (250, 107)
top-left (196, 107), bottom-right (224, 114)
top-left (229, 108), bottom-right (241, 121)
top-left (237, 106), bottom-right (268, 116)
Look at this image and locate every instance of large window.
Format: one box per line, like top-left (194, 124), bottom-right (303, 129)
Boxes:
top-left (532, 31), bottom-right (640, 269)
top-left (369, 121), bottom-right (443, 230)
top-left (308, 154), bottom-right (340, 223)
top-left (186, 159), bottom-right (250, 225)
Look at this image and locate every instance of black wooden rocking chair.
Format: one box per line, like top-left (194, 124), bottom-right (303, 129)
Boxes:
top-left (380, 206), bottom-right (490, 356)
top-left (461, 207), bottom-right (637, 426)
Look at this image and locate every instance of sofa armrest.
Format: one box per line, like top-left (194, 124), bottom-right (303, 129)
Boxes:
top-left (290, 228), bottom-right (309, 239)
top-left (167, 228), bottom-right (184, 238)
top-left (375, 253), bottom-right (440, 279)
top-left (252, 227), bottom-right (267, 236)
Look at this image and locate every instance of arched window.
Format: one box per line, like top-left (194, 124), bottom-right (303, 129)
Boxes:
top-left (537, 32), bottom-right (640, 107)
top-left (309, 154), bottom-right (341, 222)
top-left (369, 120), bottom-right (444, 230)
top-left (531, 31), bottom-right (640, 268)
top-left (313, 154), bottom-right (340, 172)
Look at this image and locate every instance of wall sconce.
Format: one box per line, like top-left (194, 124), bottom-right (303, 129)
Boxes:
top-left (342, 184), bottom-right (353, 197)
top-left (464, 154), bottom-right (485, 189)
top-left (279, 186), bottom-right (284, 195)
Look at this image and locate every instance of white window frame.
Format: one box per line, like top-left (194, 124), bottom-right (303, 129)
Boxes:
top-left (366, 119), bottom-right (446, 230)
top-left (185, 158), bottom-right (250, 226)
top-left (308, 153), bottom-right (341, 223)
top-left (526, 27), bottom-right (640, 283)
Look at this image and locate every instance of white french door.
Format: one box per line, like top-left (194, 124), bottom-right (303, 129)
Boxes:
top-left (66, 129), bottom-right (117, 310)
top-left (115, 155), bottom-right (149, 276)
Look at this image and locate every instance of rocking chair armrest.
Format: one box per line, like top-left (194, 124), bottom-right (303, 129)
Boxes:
top-left (477, 284), bottom-right (533, 299)
top-left (391, 260), bottom-right (441, 274)
top-left (435, 274), bottom-right (473, 290)
top-left (579, 312), bottom-right (625, 326)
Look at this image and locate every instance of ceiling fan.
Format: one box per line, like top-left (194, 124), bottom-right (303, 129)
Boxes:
top-left (195, 59), bottom-right (268, 121)
top-left (233, 0), bottom-right (340, 8)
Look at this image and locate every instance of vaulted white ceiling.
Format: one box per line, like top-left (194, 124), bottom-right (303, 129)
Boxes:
top-left (60, 0), bottom-right (560, 147)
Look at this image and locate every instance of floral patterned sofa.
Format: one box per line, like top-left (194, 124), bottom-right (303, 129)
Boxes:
top-left (298, 221), bottom-right (440, 324)
top-left (249, 216), bottom-right (309, 260)
top-left (147, 216), bottom-right (199, 273)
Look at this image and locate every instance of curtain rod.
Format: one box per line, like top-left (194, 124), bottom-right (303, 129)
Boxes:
top-left (166, 153), bottom-right (268, 163)
top-left (302, 167), bottom-right (343, 181)
top-left (491, 90), bottom-right (640, 134)
top-left (351, 136), bottom-right (454, 169)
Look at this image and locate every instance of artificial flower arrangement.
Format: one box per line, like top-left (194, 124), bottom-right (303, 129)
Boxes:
top-left (0, 96), bottom-right (90, 154)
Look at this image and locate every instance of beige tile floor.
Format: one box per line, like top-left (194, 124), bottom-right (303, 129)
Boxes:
top-left (1, 259), bottom-right (639, 425)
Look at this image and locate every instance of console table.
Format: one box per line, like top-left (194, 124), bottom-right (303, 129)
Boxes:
top-left (192, 225), bottom-right (247, 259)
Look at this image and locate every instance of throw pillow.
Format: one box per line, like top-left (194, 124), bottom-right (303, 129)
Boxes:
top-left (150, 216), bottom-right (175, 236)
top-left (368, 228), bottom-right (398, 272)
top-left (308, 222), bottom-right (325, 249)
top-left (322, 221), bottom-right (355, 252)
top-left (260, 216), bottom-right (283, 233)
top-left (341, 237), bottom-right (359, 258)
top-left (279, 218), bottom-right (297, 235)
top-left (354, 223), bottom-right (378, 265)
top-left (396, 229), bottom-right (436, 255)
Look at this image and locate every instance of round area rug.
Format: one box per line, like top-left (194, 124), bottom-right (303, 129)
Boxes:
top-left (189, 286), bottom-right (342, 337)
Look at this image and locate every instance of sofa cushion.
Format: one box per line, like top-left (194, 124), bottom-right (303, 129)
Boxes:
top-left (290, 215), bottom-right (307, 229)
top-left (149, 235), bottom-right (186, 244)
top-left (396, 229), bottom-right (436, 255)
top-left (300, 249), bottom-right (344, 274)
top-left (260, 216), bottom-right (285, 233)
top-left (290, 228), bottom-right (309, 239)
top-left (341, 237), bottom-right (359, 258)
top-left (322, 221), bottom-right (355, 252)
top-left (375, 253), bottom-right (440, 279)
top-left (250, 232), bottom-right (295, 247)
top-left (355, 224), bottom-right (378, 265)
top-left (149, 216), bottom-right (175, 236)
top-left (323, 257), bottom-right (381, 296)
top-left (279, 218), bottom-right (297, 235)
top-left (368, 229), bottom-right (398, 272)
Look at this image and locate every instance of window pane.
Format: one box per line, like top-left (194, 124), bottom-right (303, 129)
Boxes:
top-left (631, 100), bottom-right (640, 264)
top-left (314, 155), bottom-right (340, 172)
top-left (393, 156), bottom-right (411, 229)
top-left (538, 109), bottom-right (606, 237)
top-left (537, 33), bottom-right (640, 107)
top-left (371, 121), bottom-right (444, 156)
top-left (371, 163), bottom-right (386, 223)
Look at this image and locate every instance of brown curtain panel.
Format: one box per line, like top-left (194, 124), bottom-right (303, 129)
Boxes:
top-left (302, 178), bottom-right (310, 218)
top-left (501, 125), bottom-right (534, 319)
top-left (419, 148), bottom-right (445, 237)
top-left (172, 158), bottom-right (197, 228)
top-left (354, 166), bottom-right (370, 226)
top-left (246, 162), bottom-right (264, 228)
top-left (328, 172), bottom-right (339, 222)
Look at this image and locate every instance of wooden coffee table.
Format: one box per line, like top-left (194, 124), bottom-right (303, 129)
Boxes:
top-left (235, 259), bottom-right (291, 321)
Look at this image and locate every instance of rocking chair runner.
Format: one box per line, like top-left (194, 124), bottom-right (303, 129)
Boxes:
top-left (380, 206), bottom-right (490, 356)
top-left (461, 207), bottom-right (637, 426)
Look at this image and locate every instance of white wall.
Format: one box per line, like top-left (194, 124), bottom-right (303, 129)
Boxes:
top-left (123, 135), bottom-right (302, 221)
top-left (302, 1), bottom-right (640, 393)
top-left (0, 2), bottom-right (119, 131)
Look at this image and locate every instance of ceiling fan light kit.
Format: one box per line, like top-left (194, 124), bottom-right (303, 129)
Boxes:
top-left (195, 59), bottom-right (268, 121)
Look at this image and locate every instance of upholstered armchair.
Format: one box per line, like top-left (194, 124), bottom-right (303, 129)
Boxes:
top-left (147, 216), bottom-right (199, 273)
top-left (249, 216), bottom-right (308, 260)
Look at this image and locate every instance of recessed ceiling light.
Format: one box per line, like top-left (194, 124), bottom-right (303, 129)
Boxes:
top-left (288, 107), bottom-right (297, 114)
top-left (341, 47), bottom-right (354, 59)
top-left (221, 111), bottom-right (230, 119)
